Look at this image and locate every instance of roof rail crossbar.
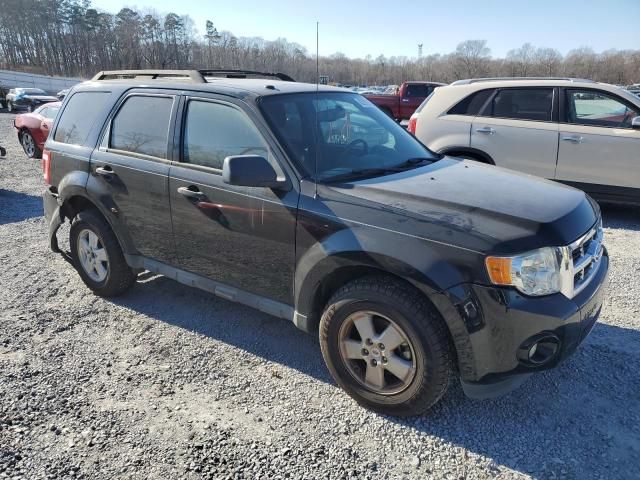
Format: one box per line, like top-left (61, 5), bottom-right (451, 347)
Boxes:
top-left (92, 70), bottom-right (206, 83)
top-left (451, 77), bottom-right (597, 85)
top-left (199, 69), bottom-right (295, 82)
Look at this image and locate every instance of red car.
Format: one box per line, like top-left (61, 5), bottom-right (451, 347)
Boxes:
top-left (364, 81), bottom-right (444, 121)
top-left (14, 102), bottom-right (61, 159)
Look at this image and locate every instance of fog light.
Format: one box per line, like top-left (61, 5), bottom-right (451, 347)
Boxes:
top-left (517, 334), bottom-right (561, 366)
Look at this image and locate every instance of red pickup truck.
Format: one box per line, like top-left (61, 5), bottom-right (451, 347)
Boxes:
top-left (364, 81), bottom-right (445, 121)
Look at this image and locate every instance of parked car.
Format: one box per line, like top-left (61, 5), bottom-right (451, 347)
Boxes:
top-left (5, 87), bottom-right (58, 113)
top-left (43, 69), bottom-right (608, 416)
top-left (0, 82), bottom-right (9, 109)
top-left (364, 81), bottom-right (445, 121)
top-left (407, 94), bottom-right (435, 134)
top-left (414, 77), bottom-right (640, 205)
top-left (14, 101), bottom-right (61, 158)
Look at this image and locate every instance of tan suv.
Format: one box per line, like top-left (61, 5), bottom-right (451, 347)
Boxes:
top-left (414, 78), bottom-right (640, 205)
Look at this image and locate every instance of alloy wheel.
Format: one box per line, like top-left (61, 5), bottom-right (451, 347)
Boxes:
top-left (77, 229), bottom-right (109, 282)
top-left (21, 132), bottom-right (36, 157)
top-left (338, 310), bottom-right (417, 395)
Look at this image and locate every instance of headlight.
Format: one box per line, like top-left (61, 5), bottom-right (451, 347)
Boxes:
top-left (485, 247), bottom-right (565, 296)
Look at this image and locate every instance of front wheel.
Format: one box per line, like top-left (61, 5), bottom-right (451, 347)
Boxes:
top-left (70, 210), bottom-right (137, 297)
top-left (319, 276), bottom-right (454, 416)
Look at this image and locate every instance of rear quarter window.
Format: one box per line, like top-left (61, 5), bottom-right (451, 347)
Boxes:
top-left (54, 92), bottom-right (111, 146)
top-left (448, 89), bottom-right (494, 116)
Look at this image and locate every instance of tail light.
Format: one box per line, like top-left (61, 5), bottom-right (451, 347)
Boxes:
top-left (407, 116), bottom-right (418, 134)
top-left (42, 149), bottom-right (52, 184)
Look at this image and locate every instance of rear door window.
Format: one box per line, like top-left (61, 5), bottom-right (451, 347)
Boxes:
top-left (54, 92), bottom-right (110, 145)
top-left (481, 88), bottom-right (553, 122)
top-left (110, 95), bottom-right (174, 159)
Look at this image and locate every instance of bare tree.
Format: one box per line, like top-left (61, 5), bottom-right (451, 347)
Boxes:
top-left (0, 1), bottom-right (638, 86)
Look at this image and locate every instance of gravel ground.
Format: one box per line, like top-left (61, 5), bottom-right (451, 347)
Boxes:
top-left (1, 110), bottom-right (639, 480)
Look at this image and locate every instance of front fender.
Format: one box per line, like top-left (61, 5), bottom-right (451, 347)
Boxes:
top-left (294, 216), bottom-right (481, 374)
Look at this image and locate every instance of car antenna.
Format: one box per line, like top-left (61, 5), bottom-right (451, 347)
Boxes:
top-left (314, 20), bottom-right (319, 197)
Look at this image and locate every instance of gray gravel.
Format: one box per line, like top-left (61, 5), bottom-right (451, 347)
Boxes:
top-left (1, 110), bottom-right (639, 480)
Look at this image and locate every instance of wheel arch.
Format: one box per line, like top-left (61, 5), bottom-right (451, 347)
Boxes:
top-left (440, 147), bottom-right (495, 165)
top-left (56, 181), bottom-right (136, 258)
top-left (295, 248), bottom-right (475, 370)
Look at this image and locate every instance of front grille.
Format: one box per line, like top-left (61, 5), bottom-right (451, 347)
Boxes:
top-left (569, 220), bottom-right (604, 297)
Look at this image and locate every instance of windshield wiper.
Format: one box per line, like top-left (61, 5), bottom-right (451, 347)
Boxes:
top-left (394, 157), bottom-right (434, 168)
top-left (323, 168), bottom-right (399, 183)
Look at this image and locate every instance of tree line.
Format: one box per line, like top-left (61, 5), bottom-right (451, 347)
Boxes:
top-left (1, 0), bottom-right (639, 86)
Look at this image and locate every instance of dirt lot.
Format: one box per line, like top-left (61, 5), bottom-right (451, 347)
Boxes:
top-left (0, 111), bottom-right (639, 479)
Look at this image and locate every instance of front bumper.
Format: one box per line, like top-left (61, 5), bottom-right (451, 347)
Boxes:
top-left (445, 248), bottom-right (609, 399)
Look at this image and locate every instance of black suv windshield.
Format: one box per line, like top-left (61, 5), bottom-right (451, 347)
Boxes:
top-left (260, 92), bottom-right (438, 181)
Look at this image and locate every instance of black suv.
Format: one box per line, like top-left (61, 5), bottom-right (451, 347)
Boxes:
top-left (42, 69), bottom-right (609, 416)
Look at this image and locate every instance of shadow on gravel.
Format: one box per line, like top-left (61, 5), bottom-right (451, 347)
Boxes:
top-left (601, 204), bottom-right (639, 231)
top-left (0, 189), bottom-right (43, 225)
top-left (112, 274), bottom-right (334, 383)
top-left (113, 274), bottom-right (640, 478)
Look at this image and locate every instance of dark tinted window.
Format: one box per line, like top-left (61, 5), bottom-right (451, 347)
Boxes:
top-left (54, 92), bottom-right (110, 145)
top-left (566, 90), bottom-right (639, 128)
top-left (183, 101), bottom-right (269, 170)
top-left (448, 89), bottom-right (493, 115)
top-left (405, 84), bottom-right (432, 98)
top-left (110, 96), bottom-right (173, 158)
top-left (482, 88), bottom-right (553, 121)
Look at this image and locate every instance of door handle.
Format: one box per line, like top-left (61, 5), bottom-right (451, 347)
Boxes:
top-left (95, 166), bottom-right (115, 178)
top-left (177, 186), bottom-right (206, 200)
top-left (562, 135), bottom-right (584, 144)
top-left (475, 127), bottom-right (495, 135)
top-left (401, 98), bottom-right (410, 102)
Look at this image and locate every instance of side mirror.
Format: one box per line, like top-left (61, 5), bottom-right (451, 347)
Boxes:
top-left (222, 155), bottom-right (285, 188)
top-left (632, 116), bottom-right (640, 130)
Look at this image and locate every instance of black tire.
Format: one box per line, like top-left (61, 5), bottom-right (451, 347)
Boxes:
top-left (319, 276), bottom-right (454, 416)
top-left (0, 100), bottom-right (6, 110)
top-left (20, 130), bottom-right (42, 159)
top-left (69, 209), bottom-right (136, 297)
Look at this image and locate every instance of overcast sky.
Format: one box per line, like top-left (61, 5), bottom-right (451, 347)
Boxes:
top-left (90, 0), bottom-right (640, 58)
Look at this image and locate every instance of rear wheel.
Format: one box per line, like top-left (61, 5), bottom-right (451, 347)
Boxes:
top-left (70, 210), bottom-right (136, 297)
top-left (319, 276), bottom-right (454, 416)
top-left (20, 130), bottom-right (41, 159)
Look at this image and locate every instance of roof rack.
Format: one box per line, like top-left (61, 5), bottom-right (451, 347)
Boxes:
top-left (91, 70), bottom-right (207, 82)
top-left (91, 69), bottom-right (295, 83)
top-left (451, 77), bottom-right (597, 85)
top-left (200, 69), bottom-right (295, 82)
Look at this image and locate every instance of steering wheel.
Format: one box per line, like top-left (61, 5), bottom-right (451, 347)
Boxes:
top-left (620, 108), bottom-right (635, 128)
top-left (341, 139), bottom-right (369, 158)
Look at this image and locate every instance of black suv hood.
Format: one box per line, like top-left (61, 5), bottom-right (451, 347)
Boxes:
top-left (333, 158), bottom-right (597, 254)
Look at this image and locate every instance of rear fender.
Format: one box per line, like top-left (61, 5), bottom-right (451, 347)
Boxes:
top-left (56, 170), bottom-right (136, 256)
